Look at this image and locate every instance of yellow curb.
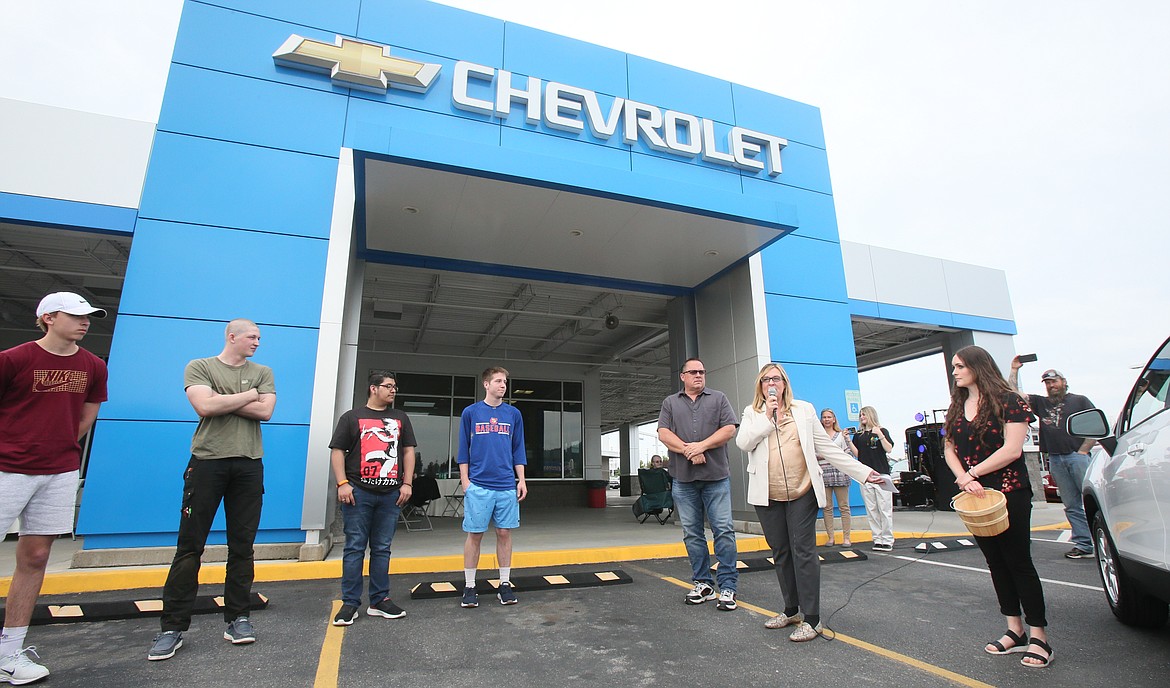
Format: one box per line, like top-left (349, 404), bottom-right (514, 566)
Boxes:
top-left (1, 526), bottom-right (1067, 596)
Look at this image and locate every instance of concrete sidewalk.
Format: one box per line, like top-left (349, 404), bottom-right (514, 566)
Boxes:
top-left (2, 496), bottom-right (1070, 595)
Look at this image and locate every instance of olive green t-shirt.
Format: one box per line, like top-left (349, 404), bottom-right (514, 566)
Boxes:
top-left (184, 357), bottom-right (276, 460)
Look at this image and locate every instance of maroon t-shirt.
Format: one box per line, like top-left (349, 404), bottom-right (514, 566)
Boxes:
top-left (950, 392), bottom-right (1035, 494)
top-left (0, 341), bottom-right (109, 474)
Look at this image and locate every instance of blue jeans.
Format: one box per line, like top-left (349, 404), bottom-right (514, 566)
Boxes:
top-left (1048, 452), bottom-right (1092, 552)
top-left (341, 487), bottom-right (402, 606)
top-left (672, 477), bottom-right (738, 592)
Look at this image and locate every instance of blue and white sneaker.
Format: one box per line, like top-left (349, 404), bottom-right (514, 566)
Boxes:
top-left (497, 582), bottom-right (518, 605)
top-left (461, 586), bottom-right (479, 608)
top-left (224, 616), bottom-right (256, 644)
top-left (1, 646), bottom-right (50, 682)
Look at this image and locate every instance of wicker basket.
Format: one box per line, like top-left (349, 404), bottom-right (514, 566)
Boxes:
top-left (952, 489), bottom-right (1009, 537)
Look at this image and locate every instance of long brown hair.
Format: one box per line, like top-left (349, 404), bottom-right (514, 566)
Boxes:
top-left (944, 345), bottom-right (1015, 440)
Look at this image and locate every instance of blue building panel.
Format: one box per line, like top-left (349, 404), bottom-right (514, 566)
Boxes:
top-left (158, 65), bottom-right (348, 156)
top-left (780, 361), bottom-right (862, 418)
top-left (137, 134), bottom-right (338, 237)
top-left (500, 127), bottom-right (634, 173)
top-left (629, 152), bottom-right (746, 197)
top-left (99, 313), bottom-right (319, 425)
top-left (117, 221), bottom-right (327, 329)
top-left (78, 420), bottom-right (310, 548)
top-left (173, 2), bottom-right (351, 94)
top-left (0, 191), bottom-right (136, 235)
top-left (744, 183), bottom-right (839, 243)
top-left (357, 0), bottom-right (504, 66)
top-left (731, 82), bottom-right (827, 150)
top-left (765, 294), bottom-right (857, 367)
top-left (761, 140), bottom-right (833, 195)
top-left (627, 55), bottom-right (735, 124)
top-left (759, 235), bottom-right (849, 302)
top-left (503, 22), bottom-right (628, 98)
top-left (194, 0), bottom-right (360, 35)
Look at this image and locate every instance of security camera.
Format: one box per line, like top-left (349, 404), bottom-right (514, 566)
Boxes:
top-left (604, 314), bottom-right (619, 330)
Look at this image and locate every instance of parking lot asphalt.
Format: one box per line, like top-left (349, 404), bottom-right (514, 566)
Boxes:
top-left (16, 529), bottom-right (1169, 688)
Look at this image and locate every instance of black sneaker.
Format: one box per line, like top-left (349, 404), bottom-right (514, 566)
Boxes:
top-left (332, 604), bottom-right (359, 626)
top-left (461, 586), bottom-right (479, 608)
top-left (1064, 548), bottom-right (1094, 559)
top-left (497, 582), bottom-right (518, 605)
top-left (147, 631), bottom-right (183, 661)
top-left (224, 616), bottom-right (256, 644)
top-left (366, 599), bottom-right (406, 619)
top-left (685, 581), bottom-right (717, 605)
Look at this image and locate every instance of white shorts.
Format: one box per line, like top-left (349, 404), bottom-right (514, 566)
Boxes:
top-left (0, 470), bottom-right (79, 536)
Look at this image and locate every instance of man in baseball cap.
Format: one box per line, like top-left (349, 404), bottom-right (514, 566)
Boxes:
top-left (1009, 359), bottom-right (1097, 559)
top-left (0, 292), bottom-right (108, 683)
top-left (35, 292), bottom-right (107, 319)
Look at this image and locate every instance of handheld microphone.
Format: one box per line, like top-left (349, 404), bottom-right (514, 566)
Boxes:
top-left (768, 387), bottom-right (777, 421)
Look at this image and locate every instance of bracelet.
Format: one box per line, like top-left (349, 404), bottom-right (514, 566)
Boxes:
top-left (967, 468), bottom-right (978, 479)
top-left (403, 483), bottom-right (413, 487)
top-left (337, 480), bottom-right (349, 487)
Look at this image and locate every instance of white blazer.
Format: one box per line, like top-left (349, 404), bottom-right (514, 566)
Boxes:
top-left (736, 399), bottom-right (873, 508)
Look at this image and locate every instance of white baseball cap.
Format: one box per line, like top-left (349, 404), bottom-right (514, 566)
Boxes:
top-left (35, 292), bottom-right (107, 318)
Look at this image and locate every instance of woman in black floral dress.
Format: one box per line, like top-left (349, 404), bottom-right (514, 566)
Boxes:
top-left (944, 345), bottom-right (1053, 669)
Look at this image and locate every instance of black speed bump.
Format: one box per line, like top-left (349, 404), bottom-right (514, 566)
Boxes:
top-left (2, 592), bottom-right (270, 627)
top-left (913, 538), bottom-right (978, 553)
top-left (409, 569), bottom-right (632, 600)
top-left (710, 550), bottom-right (868, 575)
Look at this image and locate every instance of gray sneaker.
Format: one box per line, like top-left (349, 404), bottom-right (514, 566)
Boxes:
top-left (147, 631), bottom-right (184, 661)
top-left (224, 616), bottom-right (256, 644)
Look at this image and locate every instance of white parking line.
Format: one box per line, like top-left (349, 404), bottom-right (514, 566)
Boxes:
top-left (883, 553), bottom-right (1104, 591)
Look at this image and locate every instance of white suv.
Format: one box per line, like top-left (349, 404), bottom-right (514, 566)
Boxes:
top-left (1068, 335), bottom-right (1170, 627)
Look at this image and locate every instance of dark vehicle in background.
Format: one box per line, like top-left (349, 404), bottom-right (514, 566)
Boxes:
top-left (1068, 335), bottom-right (1170, 628)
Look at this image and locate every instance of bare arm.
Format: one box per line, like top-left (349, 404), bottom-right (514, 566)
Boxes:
top-left (657, 427), bottom-right (687, 454)
top-left (186, 384), bottom-right (260, 418)
top-left (331, 448), bottom-right (355, 505)
top-left (459, 462), bottom-right (470, 491)
top-left (397, 446), bottom-right (416, 506)
top-left (233, 392), bottom-right (276, 421)
top-left (78, 402), bottom-right (101, 440)
top-left (1008, 356), bottom-right (1022, 392)
top-left (515, 464), bottom-right (527, 501)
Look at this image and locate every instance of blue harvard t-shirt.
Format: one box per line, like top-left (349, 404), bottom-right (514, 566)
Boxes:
top-left (457, 400), bottom-right (526, 490)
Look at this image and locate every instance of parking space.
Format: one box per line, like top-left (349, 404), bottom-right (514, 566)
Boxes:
top-left (18, 528), bottom-right (1169, 687)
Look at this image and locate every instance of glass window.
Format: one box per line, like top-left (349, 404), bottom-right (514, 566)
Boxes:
top-left (511, 379), bottom-right (562, 400)
top-left (395, 373), bottom-right (451, 397)
top-left (1123, 340), bottom-right (1170, 432)
top-left (563, 403), bottom-right (583, 478)
top-left (395, 396), bottom-right (452, 478)
top-left (513, 400), bottom-right (563, 478)
top-left (564, 382), bottom-right (582, 401)
top-left (453, 375), bottom-right (476, 397)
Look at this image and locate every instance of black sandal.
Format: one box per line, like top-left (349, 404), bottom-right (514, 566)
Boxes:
top-left (1020, 638), bottom-right (1054, 668)
top-left (984, 628), bottom-right (1027, 655)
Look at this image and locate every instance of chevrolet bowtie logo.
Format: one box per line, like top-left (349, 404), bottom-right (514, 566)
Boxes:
top-left (273, 35), bottom-right (440, 94)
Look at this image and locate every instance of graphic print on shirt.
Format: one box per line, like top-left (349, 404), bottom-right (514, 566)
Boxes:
top-left (1040, 401), bottom-right (1064, 430)
top-left (358, 417), bottom-right (401, 485)
top-left (474, 417), bottom-right (512, 437)
top-left (32, 369), bottom-right (89, 393)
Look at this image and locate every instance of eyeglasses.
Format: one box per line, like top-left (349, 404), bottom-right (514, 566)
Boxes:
top-left (761, 376), bottom-right (784, 384)
top-left (682, 370), bottom-right (706, 376)
top-left (376, 383), bottom-right (398, 391)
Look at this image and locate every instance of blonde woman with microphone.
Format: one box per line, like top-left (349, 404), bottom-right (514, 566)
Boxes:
top-left (736, 363), bottom-right (881, 641)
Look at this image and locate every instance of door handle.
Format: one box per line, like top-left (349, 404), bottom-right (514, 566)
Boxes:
top-left (1126, 443), bottom-right (1146, 456)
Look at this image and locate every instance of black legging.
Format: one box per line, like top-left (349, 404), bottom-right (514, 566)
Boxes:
top-left (974, 488), bottom-right (1047, 627)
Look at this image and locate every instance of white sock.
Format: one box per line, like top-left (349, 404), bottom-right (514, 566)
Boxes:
top-left (465, 568), bottom-right (476, 588)
top-left (1, 626), bottom-right (29, 658)
top-left (499, 566), bottom-right (511, 584)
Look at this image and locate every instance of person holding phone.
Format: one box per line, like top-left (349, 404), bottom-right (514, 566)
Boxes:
top-left (1008, 356), bottom-right (1097, 559)
top-left (850, 406), bottom-right (895, 551)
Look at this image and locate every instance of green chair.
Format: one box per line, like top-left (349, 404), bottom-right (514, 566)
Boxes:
top-left (633, 468), bottom-right (674, 524)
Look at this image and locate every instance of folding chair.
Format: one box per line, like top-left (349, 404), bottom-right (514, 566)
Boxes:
top-left (441, 481), bottom-right (465, 517)
top-left (400, 475), bottom-right (441, 532)
top-left (633, 468), bottom-right (674, 524)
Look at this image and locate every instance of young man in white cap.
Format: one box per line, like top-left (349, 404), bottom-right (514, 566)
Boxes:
top-left (1, 292), bottom-right (108, 685)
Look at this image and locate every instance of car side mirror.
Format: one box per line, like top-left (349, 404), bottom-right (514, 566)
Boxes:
top-left (1066, 408), bottom-right (1117, 454)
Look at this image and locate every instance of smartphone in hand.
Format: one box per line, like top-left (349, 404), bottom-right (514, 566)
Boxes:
top-left (1018, 353), bottom-right (1038, 363)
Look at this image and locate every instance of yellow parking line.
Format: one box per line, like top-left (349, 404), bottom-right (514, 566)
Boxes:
top-left (314, 600), bottom-right (344, 688)
top-left (647, 570), bottom-right (994, 688)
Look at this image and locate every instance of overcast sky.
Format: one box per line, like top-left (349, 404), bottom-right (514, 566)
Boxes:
top-left (3, 1), bottom-right (1167, 453)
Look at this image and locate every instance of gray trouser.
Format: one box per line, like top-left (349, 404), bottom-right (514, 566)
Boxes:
top-left (755, 489), bottom-right (821, 618)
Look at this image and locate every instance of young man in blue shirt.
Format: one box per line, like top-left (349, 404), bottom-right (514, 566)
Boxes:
top-left (457, 366), bottom-right (527, 607)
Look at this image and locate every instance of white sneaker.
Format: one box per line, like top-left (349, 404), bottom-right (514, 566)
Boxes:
top-left (1, 646), bottom-right (50, 685)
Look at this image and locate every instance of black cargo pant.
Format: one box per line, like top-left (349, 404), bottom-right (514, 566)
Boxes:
top-left (161, 456), bottom-right (264, 630)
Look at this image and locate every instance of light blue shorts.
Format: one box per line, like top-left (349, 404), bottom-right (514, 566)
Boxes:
top-left (462, 483), bottom-right (520, 533)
